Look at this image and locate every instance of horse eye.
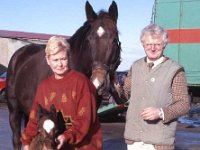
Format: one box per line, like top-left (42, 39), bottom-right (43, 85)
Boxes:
top-left (55, 129), bottom-right (59, 134)
top-left (113, 38), bottom-right (118, 43)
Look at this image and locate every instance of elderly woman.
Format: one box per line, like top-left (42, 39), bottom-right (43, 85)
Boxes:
top-left (21, 36), bottom-right (102, 150)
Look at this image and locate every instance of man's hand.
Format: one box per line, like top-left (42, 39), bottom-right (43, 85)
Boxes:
top-left (140, 107), bottom-right (160, 121)
top-left (56, 134), bottom-right (66, 149)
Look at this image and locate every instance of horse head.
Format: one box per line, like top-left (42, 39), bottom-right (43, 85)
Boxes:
top-left (29, 104), bottom-right (58, 150)
top-left (86, 1), bottom-right (121, 95)
top-left (69, 1), bottom-right (121, 96)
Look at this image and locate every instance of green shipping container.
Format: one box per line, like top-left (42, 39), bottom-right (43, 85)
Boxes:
top-left (152, 0), bottom-right (200, 87)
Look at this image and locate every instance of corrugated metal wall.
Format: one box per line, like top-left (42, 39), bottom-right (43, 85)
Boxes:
top-left (0, 38), bottom-right (29, 67)
top-left (153, 0), bottom-right (200, 86)
top-left (0, 36), bottom-right (48, 67)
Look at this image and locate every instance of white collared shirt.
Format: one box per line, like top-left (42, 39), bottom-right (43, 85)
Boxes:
top-left (147, 56), bottom-right (165, 69)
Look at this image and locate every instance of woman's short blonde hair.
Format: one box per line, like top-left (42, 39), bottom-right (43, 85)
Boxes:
top-left (45, 36), bottom-right (70, 57)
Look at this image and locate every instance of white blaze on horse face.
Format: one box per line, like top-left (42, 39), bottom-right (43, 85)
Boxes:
top-left (97, 26), bottom-right (105, 37)
top-left (43, 119), bottom-right (55, 133)
top-left (93, 78), bottom-right (101, 89)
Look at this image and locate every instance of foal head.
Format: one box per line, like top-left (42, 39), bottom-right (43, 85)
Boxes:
top-left (30, 104), bottom-right (57, 150)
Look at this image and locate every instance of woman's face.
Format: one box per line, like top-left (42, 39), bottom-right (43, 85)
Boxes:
top-left (46, 50), bottom-right (69, 79)
top-left (142, 34), bottom-right (165, 61)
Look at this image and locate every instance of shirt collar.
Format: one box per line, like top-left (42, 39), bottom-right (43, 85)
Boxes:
top-left (147, 56), bottom-right (165, 68)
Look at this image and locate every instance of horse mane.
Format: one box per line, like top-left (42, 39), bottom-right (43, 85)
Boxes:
top-left (93, 10), bottom-right (119, 34)
top-left (98, 10), bottom-right (117, 23)
top-left (68, 22), bottom-right (91, 53)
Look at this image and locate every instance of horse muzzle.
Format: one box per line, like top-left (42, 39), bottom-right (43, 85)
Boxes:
top-left (90, 64), bottom-right (110, 95)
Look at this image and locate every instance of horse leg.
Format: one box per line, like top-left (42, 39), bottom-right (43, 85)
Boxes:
top-left (9, 108), bottom-right (22, 150)
top-left (96, 95), bottom-right (103, 109)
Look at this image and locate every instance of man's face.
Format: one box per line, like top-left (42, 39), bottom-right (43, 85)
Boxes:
top-left (46, 50), bottom-right (69, 79)
top-left (142, 34), bottom-right (165, 61)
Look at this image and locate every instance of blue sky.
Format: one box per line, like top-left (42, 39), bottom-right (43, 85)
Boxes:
top-left (0, 0), bottom-right (154, 71)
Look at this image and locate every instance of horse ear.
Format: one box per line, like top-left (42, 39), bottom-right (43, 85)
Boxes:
top-left (109, 1), bottom-right (118, 22)
top-left (37, 104), bottom-right (43, 120)
top-left (85, 1), bottom-right (97, 22)
top-left (50, 104), bottom-right (56, 115)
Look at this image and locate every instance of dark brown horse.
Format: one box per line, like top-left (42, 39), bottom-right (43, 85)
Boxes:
top-left (6, 1), bottom-right (122, 150)
top-left (29, 104), bottom-right (58, 150)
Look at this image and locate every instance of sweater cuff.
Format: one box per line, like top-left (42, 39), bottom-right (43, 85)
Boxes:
top-left (63, 129), bottom-right (76, 144)
top-left (21, 130), bottom-right (32, 146)
top-left (21, 136), bottom-right (30, 146)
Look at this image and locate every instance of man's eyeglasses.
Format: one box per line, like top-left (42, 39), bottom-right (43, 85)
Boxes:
top-left (143, 43), bottom-right (164, 48)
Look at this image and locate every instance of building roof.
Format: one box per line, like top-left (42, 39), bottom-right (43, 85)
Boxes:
top-left (0, 30), bottom-right (70, 40)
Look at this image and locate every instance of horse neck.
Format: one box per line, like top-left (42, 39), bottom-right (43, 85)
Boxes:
top-left (69, 22), bottom-right (90, 53)
top-left (68, 23), bottom-right (93, 75)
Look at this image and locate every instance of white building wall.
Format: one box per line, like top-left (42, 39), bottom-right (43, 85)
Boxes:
top-left (0, 38), bottom-right (46, 67)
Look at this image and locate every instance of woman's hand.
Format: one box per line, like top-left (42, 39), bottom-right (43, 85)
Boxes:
top-left (23, 145), bottom-right (29, 150)
top-left (56, 134), bottom-right (66, 149)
